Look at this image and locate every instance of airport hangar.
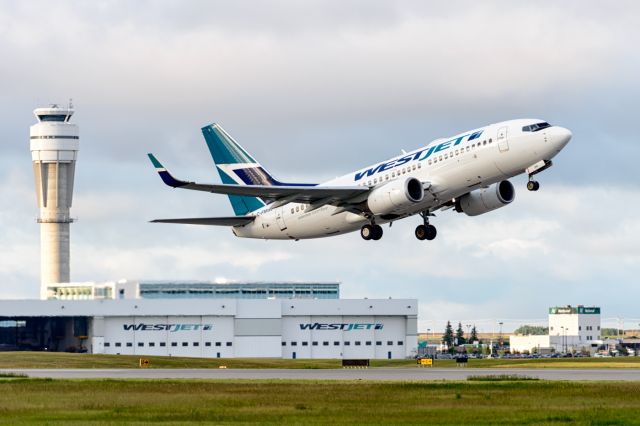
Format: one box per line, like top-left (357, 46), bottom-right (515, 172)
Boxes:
top-left (0, 282), bottom-right (418, 360)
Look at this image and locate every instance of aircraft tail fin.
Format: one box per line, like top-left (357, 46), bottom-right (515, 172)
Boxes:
top-left (201, 123), bottom-right (314, 216)
top-left (201, 123), bottom-right (272, 216)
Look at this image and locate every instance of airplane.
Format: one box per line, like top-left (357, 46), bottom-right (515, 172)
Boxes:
top-left (148, 119), bottom-right (571, 241)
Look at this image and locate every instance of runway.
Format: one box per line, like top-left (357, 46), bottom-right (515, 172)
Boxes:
top-left (4, 368), bottom-right (640, 381)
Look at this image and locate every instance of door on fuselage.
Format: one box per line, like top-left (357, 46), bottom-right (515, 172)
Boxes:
top-left (497, 126), bottom-right (509, 152)
top-left (275, 208), bottom-right (287, 231)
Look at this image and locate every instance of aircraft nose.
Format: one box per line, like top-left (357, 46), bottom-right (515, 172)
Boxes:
top-left (550, 126), bottom-right (572, 150)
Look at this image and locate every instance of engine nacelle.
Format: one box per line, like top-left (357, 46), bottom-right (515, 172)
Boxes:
top-left (367, 177), bottom-right (424, 215)
top-left (455, 180), bottom-right (515, 216)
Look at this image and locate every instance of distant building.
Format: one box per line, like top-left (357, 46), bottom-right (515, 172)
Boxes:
top-left (548, 305), bottom-right (601, 344)
top-left (44, 280), bottom-right (340, 300)
top-left (509, 305), bottom-right (601, 354)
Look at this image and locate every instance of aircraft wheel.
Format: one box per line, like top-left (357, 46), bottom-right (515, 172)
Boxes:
top-left (415, 225), bottom-right (427, 240)
top-left (425, 225), bottom-right (437, 241)
top-left (527, 180), bottom-right (540, 191)
top-left (361, 224), bottom-right (373, 240)
top-left (372, 225), bottom-right (383, 240)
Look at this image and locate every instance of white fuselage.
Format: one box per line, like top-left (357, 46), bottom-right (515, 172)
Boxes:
top-left (232, 119), bottom-right (571, 240)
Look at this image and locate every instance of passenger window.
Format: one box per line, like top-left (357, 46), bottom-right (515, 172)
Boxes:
top-left (439, 156), bottom-right (442, 161)
top-left (472, 144), bottom-right (475, 148)
top-left (391, 172), bottom-right (395, 177)
top-left (428, 159), bottom-right (432, 165)
top-left (412, 165), bottom-right (416, 170)
top-left (489, 138), bottom-right (492, 143)
top-left (417, 163), bottom-right (421, 168)
top-left (296, 206), bottom-right (299, 212)
top-left (466, 146), bottom-right (470, 152)
top-left (483, 141), bottom-right (487, 145)
top-left (291, 208), bottom-right (294, 214)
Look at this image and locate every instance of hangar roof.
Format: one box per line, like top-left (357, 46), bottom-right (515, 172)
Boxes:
top-left (0, 299), bottom-right (417, 318)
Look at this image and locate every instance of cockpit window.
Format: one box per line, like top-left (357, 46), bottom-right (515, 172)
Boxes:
top-left (522, 122), bottom-right (551, 132)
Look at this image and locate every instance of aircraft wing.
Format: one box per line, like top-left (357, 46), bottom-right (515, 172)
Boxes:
top-left (148, 153), bottom-right (369, 204)
top-left (150, 216), bottom-right (256, 226)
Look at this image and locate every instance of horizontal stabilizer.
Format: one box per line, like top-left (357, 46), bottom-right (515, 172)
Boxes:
top-left (150, 216), bottom-right (255, 226)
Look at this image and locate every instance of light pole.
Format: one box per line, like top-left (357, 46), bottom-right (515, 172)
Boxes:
top-left (498, 321), bottom-right (504, 350)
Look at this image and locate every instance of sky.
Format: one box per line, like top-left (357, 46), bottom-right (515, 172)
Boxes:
top-left (1, 1), bottom-right (639, 333)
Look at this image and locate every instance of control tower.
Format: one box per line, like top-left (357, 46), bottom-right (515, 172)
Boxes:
top-left (30, 104), bottom-right (79, 299)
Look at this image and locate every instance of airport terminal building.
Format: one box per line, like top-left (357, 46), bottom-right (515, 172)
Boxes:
top-left (0, 298), bottom-right (418, 359)
top-left (43, 280), bottom-right (341, 301)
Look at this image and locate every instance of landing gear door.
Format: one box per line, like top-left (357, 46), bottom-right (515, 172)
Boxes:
top-left (276, 208), bottom-right (287, 231)
top-left (497, 126), bottom-right (509, 152)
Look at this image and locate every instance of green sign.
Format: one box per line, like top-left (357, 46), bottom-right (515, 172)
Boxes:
top-left (549, 306), bottom-right (600, 315)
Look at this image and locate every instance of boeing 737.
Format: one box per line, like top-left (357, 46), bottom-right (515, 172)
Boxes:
top-left (148, 119), bottom-right (571, 241)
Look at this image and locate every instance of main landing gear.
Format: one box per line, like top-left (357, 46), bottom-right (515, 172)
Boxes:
top-left (527, 178), bottom-right (540, 192)
top-left (415, 212), bottom-right (437, 241)
top-left (360, 223), bottom-right (383, 241)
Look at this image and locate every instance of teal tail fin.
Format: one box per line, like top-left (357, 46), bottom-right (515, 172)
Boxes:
top-left (201, 123), bottom-right (316, 216)
top-left (201, 124), bottom-right (268, 216)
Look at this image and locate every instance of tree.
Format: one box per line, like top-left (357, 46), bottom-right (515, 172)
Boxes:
top-left (601, 328), bottom-right (622, 337)
top-left (442, 321), bottom-right (454, 348)
top-left (470, 325), bottom-right (479, 344)
top-left (455, 322), bottom-right (466, 345)
top-left (513, 325), bottom-right (548, 335)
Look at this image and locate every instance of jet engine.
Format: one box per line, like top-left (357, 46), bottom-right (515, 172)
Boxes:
top-left (455, 180), bottom-right (515, 216)
top-left (367, 177), bottom-right (424, 215)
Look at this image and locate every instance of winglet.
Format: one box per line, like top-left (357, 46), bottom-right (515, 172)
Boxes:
top-left (148, 153), bottom-right (164, 169)
top-left (147, 153), bottom-right (188, 188)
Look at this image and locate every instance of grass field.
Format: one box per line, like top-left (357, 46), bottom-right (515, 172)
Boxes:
top-left (1, 352), bottom-right (640, 369)
top-left (0, 378), bottom-right (639, 424)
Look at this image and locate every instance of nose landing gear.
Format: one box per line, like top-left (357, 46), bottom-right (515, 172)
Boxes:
top-left (527, 179), bottom-right (540, 191)
top-left (415, 212), bottom-right (437, 241)
top-left (525, 160), bottom-right (552, 192)
top-left (361, 223), bottom-right (383, 240)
